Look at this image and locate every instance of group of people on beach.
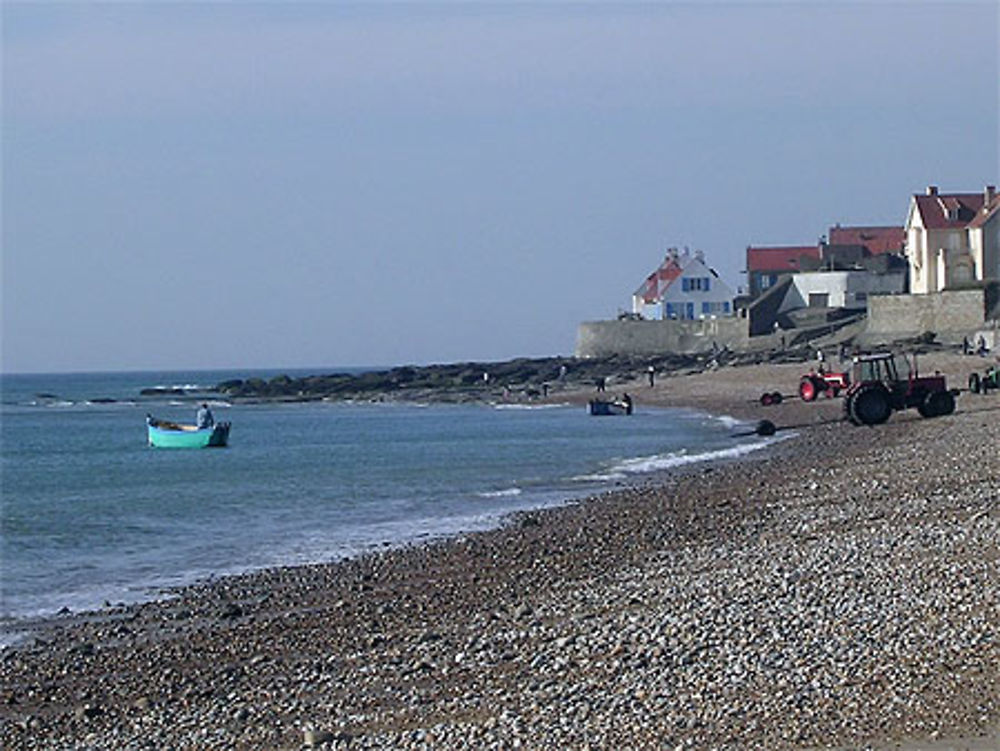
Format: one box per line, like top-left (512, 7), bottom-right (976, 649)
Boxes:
top-left (963, 335), bottom-right (991, 357)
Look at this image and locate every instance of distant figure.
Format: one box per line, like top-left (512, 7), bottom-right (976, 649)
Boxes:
top-left (196, 402), bottom-right (214, 429)
top-left (542, 382), bottom-right (549, 397)
top-left (977, 335), bottom-right (988, 357)
top-left (483, 372), bottom-right (490, 385)
top-left (647, 365), bottom-right (655, 387)
top-left (963, 336), bottom-right (971, 355)
top-left (595, 376), bottom-right (606, 393)
top-left (622, 392), bottom-right (633, 415)
top-left (559, 364), bottom-right (567, 382)
top-left (816, 348), bottom-right (825, 364)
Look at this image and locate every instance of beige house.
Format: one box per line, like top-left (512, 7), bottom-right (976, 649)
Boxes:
top-left (905, 185), bottom-right (1000, 293)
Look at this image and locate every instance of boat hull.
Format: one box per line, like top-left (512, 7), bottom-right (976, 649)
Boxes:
top-left (147, 417), bottom-right (230, 448)
top-left (588, 399), bottom-right (632, 416)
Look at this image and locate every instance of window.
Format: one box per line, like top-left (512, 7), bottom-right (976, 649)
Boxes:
top-left (682, 277), bottom-right (712, 292)
top-left (699, 301), bottom-right (732, 316)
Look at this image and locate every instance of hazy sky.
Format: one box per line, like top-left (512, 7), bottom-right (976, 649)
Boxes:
top-left (3, 2), bottom-right (998, 373)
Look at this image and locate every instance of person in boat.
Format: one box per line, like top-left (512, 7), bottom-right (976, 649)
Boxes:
top-left (196, 402), bottom-right (215, 429)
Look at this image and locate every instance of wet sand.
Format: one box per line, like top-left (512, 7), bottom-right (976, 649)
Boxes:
top-left (2, 352), bottom-right (998, 749)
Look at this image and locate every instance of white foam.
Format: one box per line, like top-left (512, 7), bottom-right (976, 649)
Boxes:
top-left (493, 403), bottom-right (568, 410)
top-left (571, 435), bottom-right (789, 484)
top-left (476, 487), bottom-right (523, 498)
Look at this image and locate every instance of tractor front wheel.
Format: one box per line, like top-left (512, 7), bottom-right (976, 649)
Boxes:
top-left (799, 377), bottom-right (819, 402)
top-left (921, 390), bottom-right (955, 418)
top-left (849, 385), bottom-right (892, 426)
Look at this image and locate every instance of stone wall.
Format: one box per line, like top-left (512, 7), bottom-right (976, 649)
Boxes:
top-left (575, 317), bottom-right (753, 358)
top-left (862, 289), bottom-right (987, 345)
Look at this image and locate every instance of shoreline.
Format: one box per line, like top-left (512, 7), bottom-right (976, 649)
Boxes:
top-left (0, 399), bottom-right (774, 646)
top-left (3, 353), bottom-right (998, 749)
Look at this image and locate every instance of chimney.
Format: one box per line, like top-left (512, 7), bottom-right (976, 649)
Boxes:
top-left (926, 185), bottom-right (938, 196)
top-left (986, 185), bottom-right (997, 206)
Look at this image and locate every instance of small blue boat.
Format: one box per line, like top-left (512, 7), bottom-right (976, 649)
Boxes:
top-left (146, 415), bottom-right (231, 448)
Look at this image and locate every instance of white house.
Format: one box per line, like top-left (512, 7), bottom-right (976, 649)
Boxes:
top-left (905, 185), bottom-right (1000, 293)
top-left (632, 248), bottom-right (736, 320)
top-left (777, 270), bottom-right (906, 315)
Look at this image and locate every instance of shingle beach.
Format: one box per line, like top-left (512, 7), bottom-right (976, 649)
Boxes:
top-left (2, 352), bottom-right (998, 750)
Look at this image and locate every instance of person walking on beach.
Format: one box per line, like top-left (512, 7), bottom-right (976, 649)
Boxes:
top-left (647, 365), bottom-right (655, 387)
top-left (196, 402), bottom-right (214, 429)
top-left (595, 376), bottom-right (606, 393)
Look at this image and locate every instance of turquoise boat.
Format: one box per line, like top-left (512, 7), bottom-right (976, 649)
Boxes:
top-left (146, 415), bottom-right (231, 448)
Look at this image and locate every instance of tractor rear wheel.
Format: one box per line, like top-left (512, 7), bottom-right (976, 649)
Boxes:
top-left (849, 385), bottom-right (892, 425)
top-left (799, 377), bottom-right (819, 402)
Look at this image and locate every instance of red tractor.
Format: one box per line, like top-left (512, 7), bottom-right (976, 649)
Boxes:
top-left (842, 352), bottom-right (956, 426)
top-left (798, 369), bottom-right (850, 401)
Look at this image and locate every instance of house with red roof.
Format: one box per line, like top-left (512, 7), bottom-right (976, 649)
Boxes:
top-left (828, 225), bottom-right (905, 256)
top-left (745, 245), bottom-right (821, 298)
top-left (632, 248), bottom-right (735, 320)
top-left (906, 185), bottom-right (1000, 293)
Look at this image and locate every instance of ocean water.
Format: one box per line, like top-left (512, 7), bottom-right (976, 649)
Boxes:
top-left (0, 369), bottom-right (776, 643)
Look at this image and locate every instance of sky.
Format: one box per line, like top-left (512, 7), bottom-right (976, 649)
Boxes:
top-left (2, 2), bottom-right (998, 373)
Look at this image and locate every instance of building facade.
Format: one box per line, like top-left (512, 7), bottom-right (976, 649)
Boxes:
top-left (905, 185), bottom-right (1000, 293)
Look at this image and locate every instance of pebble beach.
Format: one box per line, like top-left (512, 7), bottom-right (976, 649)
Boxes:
top-left (2, 353), bottom-right (999, 750)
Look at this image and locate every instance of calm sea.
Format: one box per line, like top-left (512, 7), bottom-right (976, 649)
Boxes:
top-left (0, 369), bottom-right (776, 644)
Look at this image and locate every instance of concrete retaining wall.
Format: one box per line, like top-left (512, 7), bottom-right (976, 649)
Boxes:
top-left (862, 290), bottom-right (987, 345)
top-left (575, 317), bottom-right (752, 358)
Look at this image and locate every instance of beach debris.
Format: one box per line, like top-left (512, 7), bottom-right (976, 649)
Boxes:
top-left (755, 419), bottom-right (777, 436)
top-left (303, 728), bottom-right (334, 746)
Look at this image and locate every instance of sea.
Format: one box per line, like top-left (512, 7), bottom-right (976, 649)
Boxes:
top-left (0, 368), bottom-right (779, 646)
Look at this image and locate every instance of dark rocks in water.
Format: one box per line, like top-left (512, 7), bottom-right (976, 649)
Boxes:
top-left (139, 387), bottom-right (189, 396)
top-left (88, 398), bottom-right (117, 404)
top-left (214, 353), bottom-right (711, 402)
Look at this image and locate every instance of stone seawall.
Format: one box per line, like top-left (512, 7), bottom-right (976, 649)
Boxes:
top-left (575, 318), bottom-right (753, 358)
top-left (862, 289), bottom-right (988, 345)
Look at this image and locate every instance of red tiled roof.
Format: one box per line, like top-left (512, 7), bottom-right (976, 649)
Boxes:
top-left (828, 226), bottom-right (905, 255)
top-left (912, 192), bottom-right (986, 229)
top-left (746, 245), bottom-right (820, 273)
top-left (635, 258), bottom-right (683, 302)
top-left (969, 195), bottom-right (1000, 229)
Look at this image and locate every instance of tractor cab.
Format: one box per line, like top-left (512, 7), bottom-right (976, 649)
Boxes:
top-left (852, 352), bottom-right (909, 386)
